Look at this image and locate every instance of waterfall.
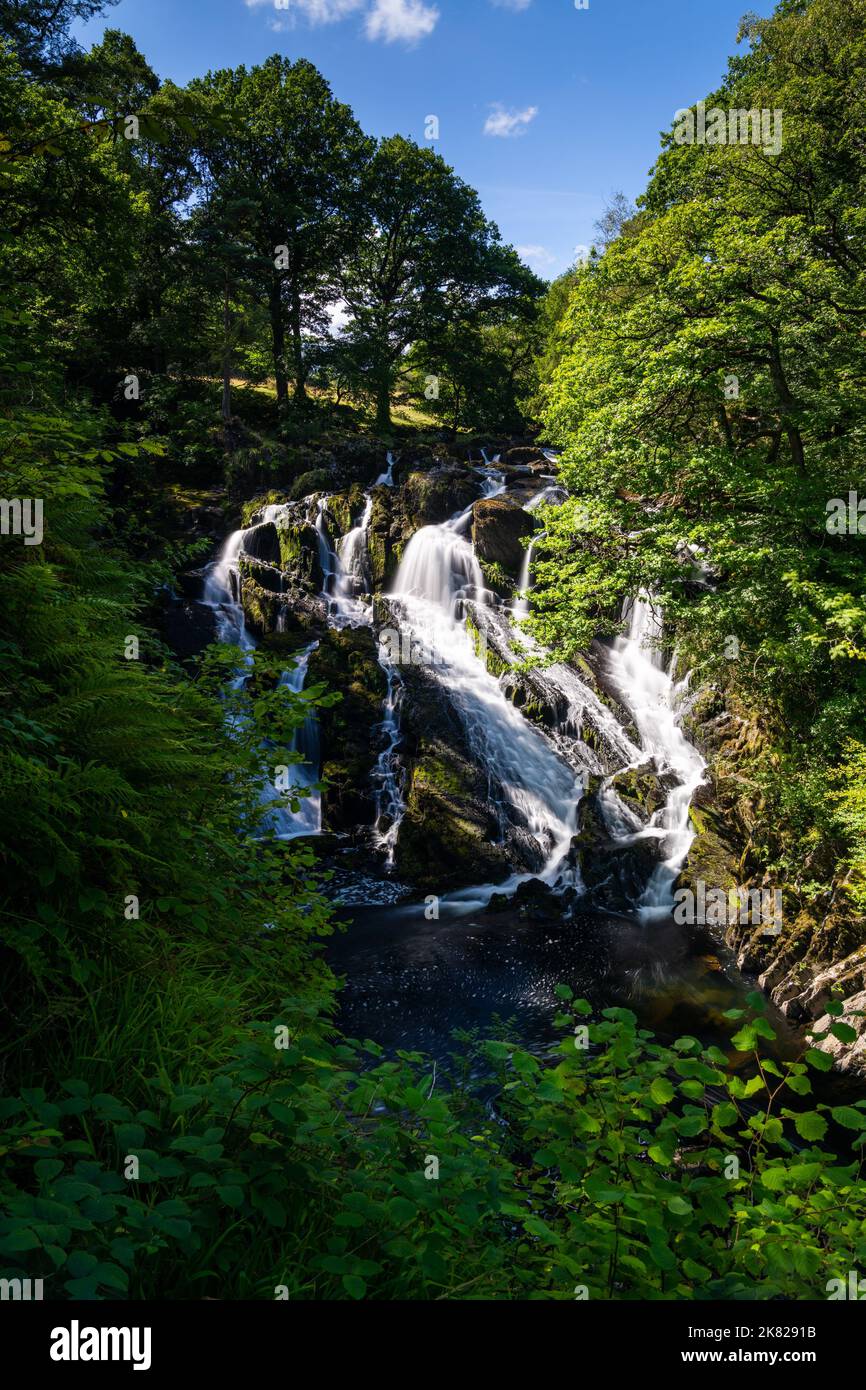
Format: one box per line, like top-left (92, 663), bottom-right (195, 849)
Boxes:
top-left (260, 642), bottom-right (322, 841)
top-left (605, 593), bottom-right (706, 921)
top-left (510, 490), bottom-right (703, 921)
top-left (371, 662), bottom-right (405, 866)
top-left (374, 451), bottom-right (396, 487)
top-left (203, 530), bottom-right (254, 652)
top-left (513, 538), bottom-right (536, 621)
top-left (333, 496), bottom-right (373, 624)
top-left (314, 482), bottom-right (408, 856)
top-left (204, 528), bottom-right (323, 839)
top-left (390, 484), bottom-right (584, 899)
top-left (315, 496), bottom-right (374, 629)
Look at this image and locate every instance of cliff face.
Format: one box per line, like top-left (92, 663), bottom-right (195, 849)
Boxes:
top-left (677, 686), bottom-right (866, 1076)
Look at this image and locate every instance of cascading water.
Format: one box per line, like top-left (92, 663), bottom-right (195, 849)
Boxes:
top-left (374, 451), bottom-right (396, 488)
top-left (259, 642), bottom-right (322, 840)
top-left (388, 478), bottom-right (584, 901)
top-left (511, 490), bottom-right (704, 922)
top-left (604, 594), bottom-right (706, 921)
top-left (371, 663), bottom-right (405, 865)
top-left (204, 526), bottom-right (323, 839)
top-left (513, 538), bottom-right (536, 621)
top-left (314, 481), bottom-right (408, 854)
top-left (203, 530), bottom-right (254, 652)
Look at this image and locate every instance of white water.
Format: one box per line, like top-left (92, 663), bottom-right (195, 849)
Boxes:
top-left (374, 451), bottom-right (396, 488)
top-left (605, 594), bottom-right (706, 921)
top-left (315, 477), bottom-right (408, 854)
top-left (509, 493), bottom-right (704, 922)
top-left (316, 495), bottom-right (375, 629)
top-left (371, 662), bottom-right (405, 866)
top-left (203, 528), bottom-right (323, 839)
top-left (203, 530), bottom-right (254, 652)
top-left (260, 642), bottom-right (322, 841)
top-left (205, 457), bottom-right (705, 920)
top-left (389, 475), bottom-right (584, 904)
top-left (513, 538), bottom-right (536, 621)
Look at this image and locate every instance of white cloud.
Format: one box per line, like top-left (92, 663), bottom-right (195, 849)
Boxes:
top-left (484, 103), bottom-right (538, 138)
top-left (573, 243), bottom-right (592, 263)
top-left (365, 0), bottom-right (439, 43)
top-left (245, 0), bottom-right (364, 28)
top-left (490, 0), bottom-right (533, 10)
top-left (517, 244), bottom-right (556, 268)
top-left (244, 0), bottom-right (438, 43)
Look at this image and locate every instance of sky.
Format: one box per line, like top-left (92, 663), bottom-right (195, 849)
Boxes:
top-left (74, 0), bottom-right (773, 280)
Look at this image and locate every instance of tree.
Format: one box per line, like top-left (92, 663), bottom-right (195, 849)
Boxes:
top-left (534, 0), bottom-right (866, 926)
top-left (190, 57), bottom-right (372, 414)
top-left (413, 246), bottom-right (544, 434)
top-left (339, 135), bottom-right (516, 432)
top-left (0, 0), bottom-right (118, 76)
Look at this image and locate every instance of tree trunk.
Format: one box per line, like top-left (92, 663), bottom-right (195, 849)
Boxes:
top-left (221, 273), bottom-right (232, 427)
top-left (290, 289), bottom-right (307, 403)
top-left (269, 278), bottom-right (289, 414)
top-left (375, 370), bottom-right (392, 433)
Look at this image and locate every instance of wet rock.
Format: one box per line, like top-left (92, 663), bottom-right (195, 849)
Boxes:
top-left (472, 497), bottom-right (535, 577)
top-left (504, 446), bottom-right (548, 468)
top-left (573, 793), bottom-right (662, 913)
top-left (512, 878), bottom-right (562, 922)
top-left (610, 760), bottom-right (678, 822)
top-left (239, 575), bottom-right (284, 636)
top-left (395, 737), bottom-right (511, 892)
top-left (402, 467), bottom-right (476, 530)
top-left (159, 595), bottom-right (220, 661)
top-left (308, 626), bottom-right (387, 832)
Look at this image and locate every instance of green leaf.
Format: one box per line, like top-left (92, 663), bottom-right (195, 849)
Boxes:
top-left (650, 1077), bottom-right (674, 1105)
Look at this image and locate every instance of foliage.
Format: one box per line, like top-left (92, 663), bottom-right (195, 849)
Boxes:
top-left (533, 0), bottom-right (866, 913)
top-left (2, 995), bottom-right (864, 1300)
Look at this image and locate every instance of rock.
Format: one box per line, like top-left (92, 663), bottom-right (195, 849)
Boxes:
top-left (159, 595), bottom-right (220, 661)
top-left (239, 575), bottom-right (284, 636)
top-left (810, 988), bottom-right (866, 1075)
top-left (395, 737), bottom-right (511, 891)
top-left (307, 626), bottom-right (387, 832)
top-left (504, 446), bottom-right (547, 468)
top-left (472, 498), bottom-right (535, 577)
top-left (368, 491), bottom-right (395, 589)
top-left (572, 793), bottom-right (662, 912)
top-left (512, 878), bottom-right (562, 922)
top-left (402, 466), bottom-right (476, 529)
top-left (609, 760), bottom-right (677, 822)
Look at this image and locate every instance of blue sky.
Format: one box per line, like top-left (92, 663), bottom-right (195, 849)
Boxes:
top-left (75, 0), bottom-right (772, 279)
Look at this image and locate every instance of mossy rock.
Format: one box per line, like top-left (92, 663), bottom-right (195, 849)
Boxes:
top-left (396, 737), bottom-right (510, 891)
top-left (289, 468), bottom-right (335, 502)
top-left (307, 626), bottom-right (387, 831)
top-left (240, 576), bottom-right (281, 637)
top-left (402, 467), bottom-right (476, 530)
top-left (472, 498), bottom-right (535, 576)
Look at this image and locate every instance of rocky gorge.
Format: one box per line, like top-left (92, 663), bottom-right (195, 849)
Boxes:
top-left (166, 438), bottom-right (866, 1078)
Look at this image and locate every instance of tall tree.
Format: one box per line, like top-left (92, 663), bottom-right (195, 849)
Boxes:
top-left (339, 135), bottom-right (516, 432)
top-left (190, 57), bottom-right (371, 414)
top-left (0, 0), bottom-right (118, 76)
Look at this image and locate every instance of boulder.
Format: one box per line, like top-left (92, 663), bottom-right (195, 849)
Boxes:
top-left (472, 497), bottom-right (535, 576)
top-left (401, 467), bottom-right (476, 529)
top-left (395, 737), bottom-right (511, 892)
top-left (308, 626), bottom-right (387, 831)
